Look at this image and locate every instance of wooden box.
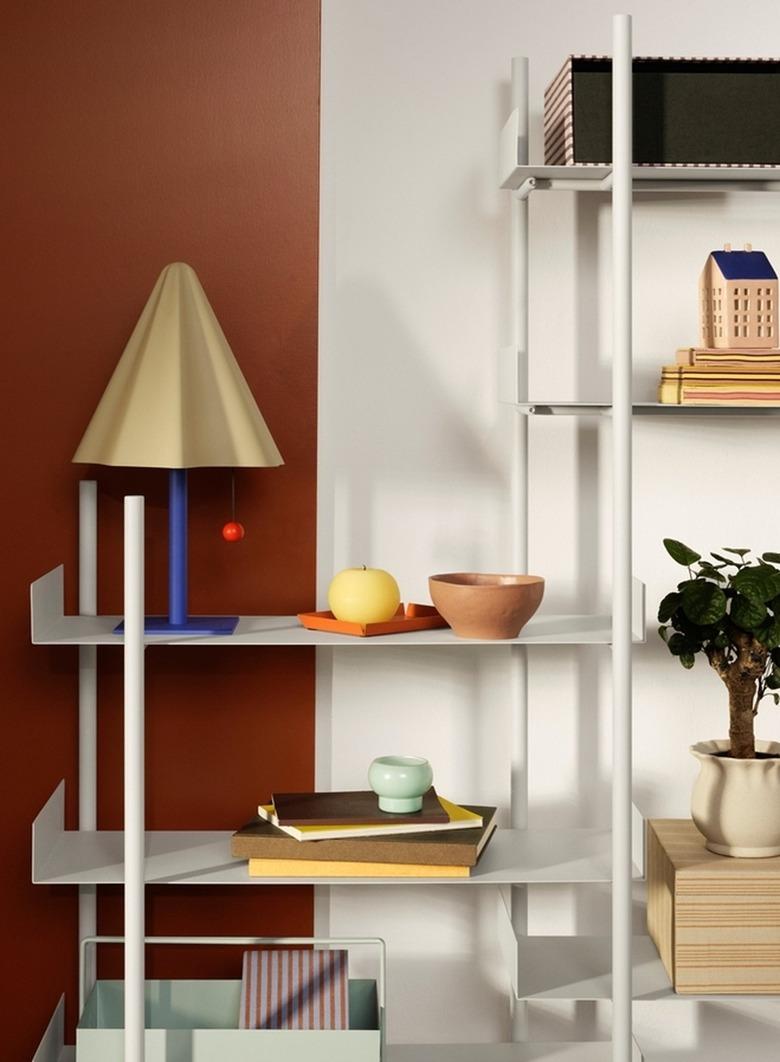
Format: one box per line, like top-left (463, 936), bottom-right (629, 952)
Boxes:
top-left (648, 819), bottom-right (780, 994)
top-left (545, 57), bottom-right (780, 167)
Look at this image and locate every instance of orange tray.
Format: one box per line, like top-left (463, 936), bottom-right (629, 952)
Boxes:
top-left (297, 603), bottom-right (448, 637)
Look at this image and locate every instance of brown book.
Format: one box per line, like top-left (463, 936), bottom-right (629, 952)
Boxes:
top-left (232, 805), bottom-right (498, 867)
top-left (271, 787), bottom-right (448, 826)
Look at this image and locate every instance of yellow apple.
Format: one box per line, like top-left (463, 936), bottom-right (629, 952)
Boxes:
top-left (328, 566), bottom-right (401, 624)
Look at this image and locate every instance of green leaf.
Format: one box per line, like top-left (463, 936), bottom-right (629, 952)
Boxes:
top-left (664, 539), bottom-right (701, 566)
top-left (711, 552), bottom-right (736, 565)
top-left (730, 593), bottom-right (768, 631)
top-left (732, 566), bottom-right (780, 604)
top-left (767, 668), bottom-right (780, 690)
top-left (712, 631), bottom-right (730, 649)
top-left (658, 625), bottom-right (668, 641)
top-left (724, 547), bottom-right (751, 558)
top-left (774, 694), bottom-right (780, 706)
top-left (763, 553), bottom-right (780, 564)
top-left (657, 592), bottom-right (681, 623)
top-left (680, 580), bottom-right (727, 625)
top-left (697, 562), bottom-right (727, 582)
top-left (679, 652), bottom-right (695, 669)
top-left (757, 619), bottom-right (780, 650)
top-left (667, 632), bottom-right (699, 657)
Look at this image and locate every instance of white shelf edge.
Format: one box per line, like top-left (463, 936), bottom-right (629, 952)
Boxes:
top-left (498, 146), bottom-right (780, 193)
top-left (30, 566), bottom-right (646, 647)
top-left (387, 1043), bottom-right (642, 1061)
top-left (515, 401), bottom-right (780, 417)
top-left (31, 996), bottom-right (69, 1062)
top-left (33, 782), bottom-right (645, 887)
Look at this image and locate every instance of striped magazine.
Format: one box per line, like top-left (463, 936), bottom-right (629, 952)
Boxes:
top-left (239, 948), bottom-right (349, 1030)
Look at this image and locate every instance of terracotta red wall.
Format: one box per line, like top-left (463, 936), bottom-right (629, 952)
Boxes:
top-left (0, 2), bottom-right (320, 1055)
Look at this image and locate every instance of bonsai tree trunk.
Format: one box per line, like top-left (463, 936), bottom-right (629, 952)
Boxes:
top-left (706, 630), bottom-right (767, 759)
top-left (725, 675), bottom-right (759, 759)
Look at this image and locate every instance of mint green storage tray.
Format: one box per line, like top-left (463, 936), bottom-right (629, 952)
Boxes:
top-left (76, 978), bottom-right (382, 1062)
top-left (76, 935), bottom-right (386, 1062)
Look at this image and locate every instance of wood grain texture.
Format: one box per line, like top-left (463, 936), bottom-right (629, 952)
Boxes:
top-left (648, 819), bottom-right (780, 993)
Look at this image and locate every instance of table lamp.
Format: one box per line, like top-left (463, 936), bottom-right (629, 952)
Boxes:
top-left (73, 262), bottom-right (283, 634)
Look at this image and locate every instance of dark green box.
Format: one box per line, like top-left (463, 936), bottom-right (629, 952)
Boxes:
top-left (545, 57), bottom-right (780, 166)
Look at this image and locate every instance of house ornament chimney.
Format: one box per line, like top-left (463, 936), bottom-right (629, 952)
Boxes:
top-left (744, 242), bottom-right (753, 252)
top-left (723, 243), bottom-right (732, 252)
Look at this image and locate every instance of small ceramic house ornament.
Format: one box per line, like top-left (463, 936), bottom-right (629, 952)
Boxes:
top-left (699, 245), bottom-right (779, 349)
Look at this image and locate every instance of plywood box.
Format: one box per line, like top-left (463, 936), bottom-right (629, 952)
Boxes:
top-left (648, 819), bottom-right (780, 994)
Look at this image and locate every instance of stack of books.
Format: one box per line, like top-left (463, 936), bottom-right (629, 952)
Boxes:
top-left (231, 787), bottom-right (498, 878)
top-left (659, 347), bottom-right (780, 406)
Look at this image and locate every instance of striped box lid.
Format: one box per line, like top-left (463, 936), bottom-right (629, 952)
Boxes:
top-left (239, 948), bottom-right (350, 1030)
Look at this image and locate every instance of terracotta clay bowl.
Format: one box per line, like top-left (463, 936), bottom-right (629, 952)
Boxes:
top-left (429, 573), bottom-right (545, 640)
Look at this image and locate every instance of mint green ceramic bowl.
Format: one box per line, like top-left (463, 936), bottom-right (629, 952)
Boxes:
top-left (368, 755), bottom-right (433, 813)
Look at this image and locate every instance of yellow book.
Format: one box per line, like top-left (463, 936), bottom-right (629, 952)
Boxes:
top-left (248, 858), bottom-right (469, 878)
top-left (256, 795), bottom-right (482, 842)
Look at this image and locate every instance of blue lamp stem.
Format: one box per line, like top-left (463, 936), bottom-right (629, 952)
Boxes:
top-left (114, 466), bottom-right (237, 635)
top-left (169, 468), bottom-right (188, 626)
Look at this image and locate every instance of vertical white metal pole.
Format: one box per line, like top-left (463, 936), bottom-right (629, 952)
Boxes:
top-left (510, 55), bottom-right (530, 1043)
top-left (79, 481), bottom-right (98, 997)
top-left (124, 496), bottom-right (145, 1062)
top-left (612, 15), bottom-right (633, 1062)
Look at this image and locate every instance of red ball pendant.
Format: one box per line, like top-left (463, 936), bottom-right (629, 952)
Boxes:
top-left (222, 521), bottom-right (245, 542)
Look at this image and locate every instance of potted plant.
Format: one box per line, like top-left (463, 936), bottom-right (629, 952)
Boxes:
top-left (659, 539), bottom-right (780, 857)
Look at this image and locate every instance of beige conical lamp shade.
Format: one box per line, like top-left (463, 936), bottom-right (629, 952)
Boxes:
top-left (73, 263), bottom-right (284, 468)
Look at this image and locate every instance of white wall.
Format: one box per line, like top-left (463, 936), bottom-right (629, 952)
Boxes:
top-left (318, 0), bottom-right (780, 1050)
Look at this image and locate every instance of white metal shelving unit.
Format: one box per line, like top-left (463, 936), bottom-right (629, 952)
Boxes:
top-left (32, 11), bottom-right (780, 1062)
top-left (29, 485), bottom-right (649, 1060)
top-left (499, 12), bottom-right (780, 1062)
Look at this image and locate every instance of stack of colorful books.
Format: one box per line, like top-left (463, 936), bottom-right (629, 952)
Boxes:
top-left (659, 347), bottom-right (780, 406)
top-left (231, 788), bottom-right (497, 878)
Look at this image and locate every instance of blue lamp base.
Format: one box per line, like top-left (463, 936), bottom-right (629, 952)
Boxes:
top-left (114, 470), bottom-right (240, 636)
top-left (114, 616), bottom-right (240, 636)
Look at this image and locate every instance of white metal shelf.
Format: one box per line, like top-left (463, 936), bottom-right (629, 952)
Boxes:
top-left (31, 998), bottom-right (70, 1062)
top-left (504, 933), bottom-right (780, 1005)
top-left (31, 566), bottom-right (647, 646)
top-left (387, 1044), bottom-right (641, 1061)
top-left (515, 402), bottom-right (780, 417)
top-left (32, 995), bottom-right (641, 1062)
top-left (511, 935), bottom-right (670, 1001)
top-left (499, 118), bottom-right (780, 193)
top-left (32, 783), bottom-right (644, 887)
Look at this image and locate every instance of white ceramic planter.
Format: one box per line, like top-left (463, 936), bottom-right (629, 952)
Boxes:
top-left (691, 738), bottom-right (780, 857)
